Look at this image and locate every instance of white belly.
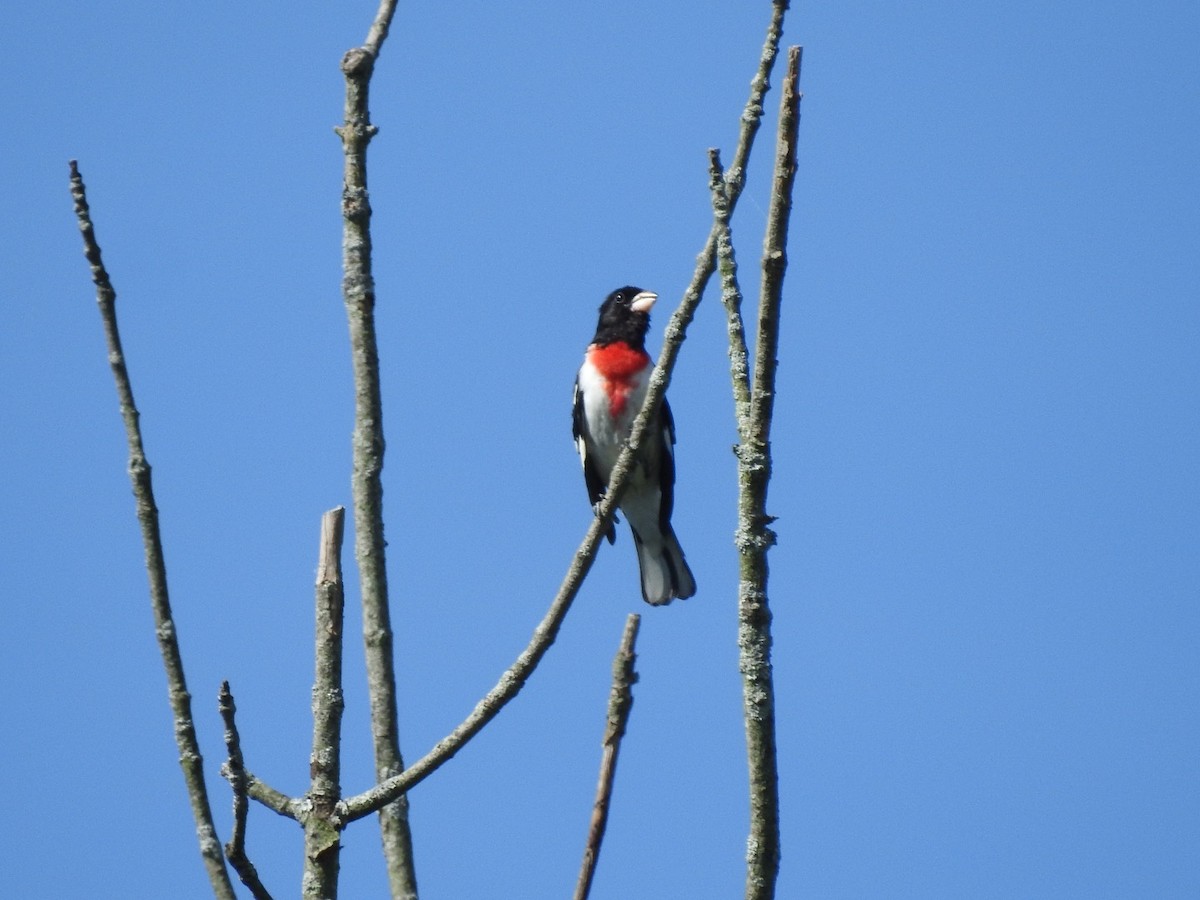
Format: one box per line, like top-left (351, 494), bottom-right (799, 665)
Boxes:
top-left (577, 359), bottom-right (649, 481)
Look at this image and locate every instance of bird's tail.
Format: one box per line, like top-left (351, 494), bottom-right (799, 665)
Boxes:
top-left (632, 526), bottom-right (697, 606)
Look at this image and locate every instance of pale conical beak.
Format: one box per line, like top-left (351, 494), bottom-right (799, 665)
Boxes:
top-left (630, 291), bottom-right (658, 314)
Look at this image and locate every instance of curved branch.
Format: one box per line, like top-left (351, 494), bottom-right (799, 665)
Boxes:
top-left (69, 160), bottom-right (236, 900)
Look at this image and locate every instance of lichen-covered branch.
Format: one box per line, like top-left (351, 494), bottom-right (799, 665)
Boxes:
top-left (573, 614), bottom-right (641, 900)
top-left (333, 2), bottom-right (418, 895)
top-left (736, 44), bottom-right (803, 900)
top-left (69, 160), bottom-right (236, 900)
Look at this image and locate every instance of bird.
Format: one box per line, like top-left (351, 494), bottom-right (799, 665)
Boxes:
top-left (573, 286), bottom-right (697, 605)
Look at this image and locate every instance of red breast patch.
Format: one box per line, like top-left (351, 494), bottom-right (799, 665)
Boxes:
top-left (587, 342), bottom-right (651, 419)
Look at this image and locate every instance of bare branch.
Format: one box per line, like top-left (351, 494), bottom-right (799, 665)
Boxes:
top-left (69, 160), bottom-right (236, 900)
top-left (573, 614), bottom-right (641, 900)
top-left (336, 0), bottom-right (794, 827)
top-left (737, 44), bottom-right (803, 900)
top-left (334, 3), bottom-right (418, 894)
top-left (303, 508), bottom-right (349, 898)
top-left (219, 682), bottom-right (275, 900)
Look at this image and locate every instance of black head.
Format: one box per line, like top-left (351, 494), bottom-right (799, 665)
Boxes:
top-left (591, 285), bottom-right (658, 348)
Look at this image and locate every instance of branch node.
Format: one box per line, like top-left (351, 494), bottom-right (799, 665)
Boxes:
top-left (341, 47), bottom-right (374, 76)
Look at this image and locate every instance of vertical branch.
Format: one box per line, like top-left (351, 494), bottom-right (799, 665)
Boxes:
top-left (737, 46), bottom-right (803, 900)
top-left (304, 507), bottom-right (349, 899)
top-left (334, 2), bottom-right (418, 896)
top-left (220, 682), bottom-right (275, 900)
top-left (68, 160), bottom-right (236, 900)
top-left (573, 614), bottom-right (641, 900)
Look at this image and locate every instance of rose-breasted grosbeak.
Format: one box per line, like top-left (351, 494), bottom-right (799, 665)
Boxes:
top-left (573, 286), bottom-right (697, 606)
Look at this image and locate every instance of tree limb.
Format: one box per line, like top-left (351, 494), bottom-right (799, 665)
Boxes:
top-left (738, 43), bottom-right (803, 900)
top-left (334, 1), bottom-right (418, 895)
top-left (69, 160), bottom-right (237, 900)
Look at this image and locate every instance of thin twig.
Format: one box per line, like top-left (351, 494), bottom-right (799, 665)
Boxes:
top-left (334, 2), bottom-right (418, 895)
top-left (303, 508), bottom-right (349, 898)
top-left (336, 3), bottom-right (792, 824)
top-left (219, 682), bottom-right (275, 900)
top-left (573, 614), bottom-right (641, 900)
top-left (69, 160), bottom-right (236, 900)
top-left (737, 44), bottom-right (803, 900)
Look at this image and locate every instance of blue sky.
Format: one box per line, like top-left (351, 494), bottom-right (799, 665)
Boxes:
top-left (3, 2), bottom-right (1198, 897)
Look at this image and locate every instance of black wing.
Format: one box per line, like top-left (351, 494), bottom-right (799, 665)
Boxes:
top-left (573, 377), bottom-right (616, 543)
top-left (657, 397), bottom-right (678, 532)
